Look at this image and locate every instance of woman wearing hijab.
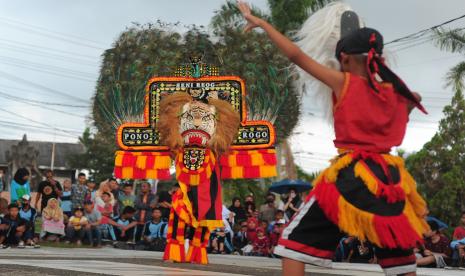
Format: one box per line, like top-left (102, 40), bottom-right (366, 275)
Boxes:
top-left (40, 198), bottom-right (65, 240)
top-left (229, 197), bottom-right (247, 224)
top-left (10, 168), bottom-right (31, 204)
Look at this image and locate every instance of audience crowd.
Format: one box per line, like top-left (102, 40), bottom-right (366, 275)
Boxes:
top-left (1, 168), bottom-right (465, 270)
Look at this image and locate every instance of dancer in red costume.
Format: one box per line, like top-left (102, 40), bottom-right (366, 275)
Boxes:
top-left (238, 1), bottom-right (429, 275)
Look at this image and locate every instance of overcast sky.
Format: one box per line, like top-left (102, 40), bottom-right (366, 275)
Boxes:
top-left (0, 0), bottom-right (463, 172)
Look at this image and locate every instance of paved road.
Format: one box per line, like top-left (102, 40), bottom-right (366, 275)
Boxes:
top-left (0, 247), bottom-right (462, 276)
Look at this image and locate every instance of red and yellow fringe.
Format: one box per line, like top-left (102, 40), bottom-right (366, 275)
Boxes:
top-left (220, 149), bottom-right (277, 179)
top-left (114, 151), bottom-right (171, 179)
top-left (312, 151), bottom-right (429, 249)
top-left (163, 209), bottom-right (186, 263)
top-left (186, 227), bottom-right (210, 264)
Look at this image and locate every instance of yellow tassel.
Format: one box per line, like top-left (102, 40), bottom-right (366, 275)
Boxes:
top-left (115, 152), bottom-right (123, 166)
top-left (403, 200), bottom-right (429, 237)
top-left (136, 156), bottom-right (147, 169)
top-left (354, 162), bottom-right (378, 195)
top-left (199, 220), bottom-right (224, 230)
top-left (337, 196), bottom-right (381, 247)
top-left (122, 167), bottom-right (133, 178)
top-left (326, 154), bottom-right (353, 183)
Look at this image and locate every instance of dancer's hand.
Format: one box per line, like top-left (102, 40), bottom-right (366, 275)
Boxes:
top-left (237, 0), bottom-right (261, 32)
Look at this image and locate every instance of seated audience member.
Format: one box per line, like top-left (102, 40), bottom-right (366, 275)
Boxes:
top-left (259, 193), bottom-right (277, 223)
top-left (244, 195), bottom-right (256, 218)
top-left (0, 203), bottom-right (27, 248)
top-left (19, 195), bottom-right (39, 248)
top-left (118, 183), bottom-right (136, 215)
top-left (0, 198), bottom-right (8, 217)
top-left (229, 197), bottom-right (247, 224)
top-left (142, 208), bottom-right (167, 251)
top-left (211, 227), bottom-right (227, 254)
top-left (40, 198), bottom-right (65, 241)
top-left (246, 217), bottom-right (258, 244)
top-left (416, 220), bottom-right (451, 268)
top-left (60, 179), bottom-right (73, 218)
top-left (450, 212), bottom-right (465, 267)
top-left (233, 221), bottom-right (249, 254)
top-left (96, 192), bottom-right (117, 241)
top-left (66, 207), bottom-right (89, 246)
top-left (114, 206), bottom-right (138, 242)
top-left (250, 227), bottom-right (270, 257)
top-left (267, 210), bottom-right (285, 233)
top-left (347, 238), bottom-right (376, 264)
top-left (85, 179), bottom-right (97, 203)
top-left (95, 181), bottom-right (115, 208)
top-left (83, 200), bottom-right (102, 247)
top-left (269, 219), bottom-right (285, 257)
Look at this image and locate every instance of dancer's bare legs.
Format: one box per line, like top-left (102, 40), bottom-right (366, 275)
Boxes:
top-left (282, 258), bottom-right (305, 276)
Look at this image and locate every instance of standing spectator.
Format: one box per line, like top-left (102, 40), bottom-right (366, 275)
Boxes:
top-left (36, 170), bottom-right (62, 212)
top-left (96, 192), bottom-right (117, 241)
top-left (0, 203), bottom-right (27, 248)
top-left (109, 178), bottom-right (121, 217)
top-left (95, 180), bottom-right (115, 208)
top-left (229, 197), bottom-right (247, 224)
top-left (71, 173), bottom-right (88, 209)
top-left (416, 220), bottom-right (451, 268)
top-left (114, 206), bottom-right (138, 242)
top-left (451, 212), bottom-right (465, 267)
top-left (250, 227), bottom-right (270, 257)
top-left (118, 183), bottom-right (136, 215)
top-left (85, 179), bottom-right (97, 203)
top-left (19, 195), bottom-right (39, 248)
top-left (157, 184), bottom-right (179, 221)
top-left (60, 179), bottom-right (73, 218)
top-left (10, 168), bottom-right (31, 204)
top-left (142, 208), bottom-right (167, 251)
top-left (283, 188), bottom-right (302, 221)
top-left (134, 182), bottom-right (156, 241)
top-left (40, 198), bottom-right (65, 241)
top-left (244, 194), bottom-right (256, 218)
top-left (66, 207), bottom-right (88, 246)
top-left (259, 193), bottom-right (277, 223)
top-left (83, 200), bottom-right (102, 247)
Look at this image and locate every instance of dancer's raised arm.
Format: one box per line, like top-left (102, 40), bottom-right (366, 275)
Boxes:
top-left (237, 0), bottom-right (345, 97)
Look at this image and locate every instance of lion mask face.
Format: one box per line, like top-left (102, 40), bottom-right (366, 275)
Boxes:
top-left (179, 101), bottom-right (216, 147)
top-left (158, 92), bottom-right (240, 155)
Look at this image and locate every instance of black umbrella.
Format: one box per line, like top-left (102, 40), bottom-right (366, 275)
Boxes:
top-left (269, 178), bottom-right (312, 194)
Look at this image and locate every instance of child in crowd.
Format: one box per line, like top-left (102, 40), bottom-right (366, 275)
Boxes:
top-left (19, 195), bottom-right (39, 248)
top-left (113, 206), bottom-right (138, 242)
top-left (267, 210), bottom-right (285, 233)
top-left (0, 203), bottom-right (26, 248)
top-left (347, 238), bottom-right (376, 264)
top-left (60, 179), bottom-right (73, 218)
top-left (96, 192), bottom-right (117, 241)
top-left (233, 221), bottom-right (249, 254)
top-left (83, 200), bottom-right (102, 247)
top-left (142, 208), bottom-right (167, 251)
top-left (118, 183), bottom-right (136, 215)
top-left (67, 207), bottom-right (89, 246)
top-left (251, 227), bottom-right (270, 257)
top-left (41, 198), bottom-right (65, 241)
top-left (211, 227), bottom-right (227, 254)
top-left (10, 168), bottom-right (31, 204)
top-left (269, 219), bottom-right (285, 257)
top-left (246, 217), bottom-right (258, 244)
top-left (450, 212), bottom-right (465, 267)
top-left (86, 180), bottom-right (97, 203)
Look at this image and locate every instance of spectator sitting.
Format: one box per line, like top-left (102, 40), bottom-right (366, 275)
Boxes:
top-left (114, 206), bottom-right (138, 242)
top-left (134, 182), bottom-right (157, 241)
top-left (267, 210), bottom-right (285, 233)
top-left (60, 179), bottom-right (73, 218)
top-left (142, 208), bottom-right (167, 251)
top-left (36, 170), bottom-right (62, 214)
top-left (259, 193), bottom-right (277, 223)
top-left (347, 238), bottom-right (376, 264)
top-left (269, 220), bottom-right (285, 257)
top-left (233, 221), bottom-right (249, 254)
top-left (228, 197), bottom-right (247, 224)
top-left (246, 217), bottom-right (258, 244)
top-left (66, 206), bottom-right (89, 246)
top-left (450, 212), bottom-right (465, 267)
top-left (95, 180), bottom-right (116, 208)
top-left (71, 172), bottom-right (88, 210)
top-left (250, 227), bottom-right (270, 257)
top-left (259, 220), bottom-right (269, 234)
top-left (118, 183), bottom-right (136, 215)
top-left (109, 178), bottom-right (121, 217)
top-left (19, 195), bottom-right (39, 248)
top-left (85, 179), bottom-right (97, 203)
top-left (83, 200), bottom-right (102, 247)
top-left (40, 198), bottom-right (65, 241)
top-left (211, 227), bottom-right (227, 254)
top-left (10, 168), bottom-right (31, 204)
top-left (0, 203), bottom-right (27, 248)
top-left (416, 220), bottom-right (451, 268)
top-left (157, 184), bottom-right (179, 221)
top-left (0, 198), bottom-right (8, 218)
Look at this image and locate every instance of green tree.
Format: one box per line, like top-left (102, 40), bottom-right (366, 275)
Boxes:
top-left (435, 28), bottom-right (465, 91)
